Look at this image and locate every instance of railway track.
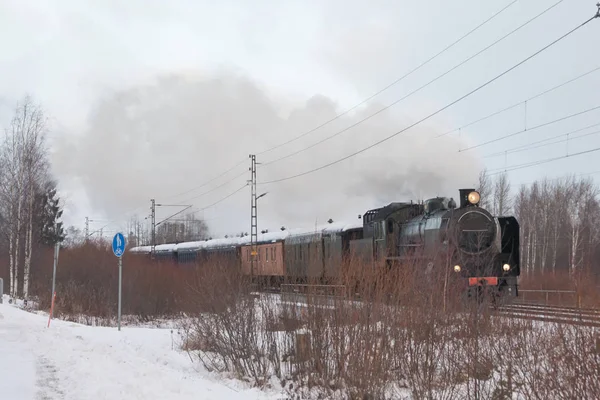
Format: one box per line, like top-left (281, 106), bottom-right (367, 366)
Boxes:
top-left (494, 301), bottom-right (600, 327)
top-left (255, 284), bottom-right (600, 327)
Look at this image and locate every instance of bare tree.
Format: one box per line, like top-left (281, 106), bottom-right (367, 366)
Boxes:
top-left (477, 168), bottom-right (493, 210)
top-left (493, 172), bottom-right (512, 216)
top-left (63, 226), bottom-right (85, 248)
top-left (0, 95), bottom-right (51, 300)
top-left (21, 99), bottom-right (49, 299)
top-left (156, 212), bottom-right (209, 244)
top-left (0, 104), bottom-right (27, 298)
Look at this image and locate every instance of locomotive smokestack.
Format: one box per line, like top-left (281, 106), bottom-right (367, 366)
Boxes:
top-left (459, 188), bottom-right (476, 208)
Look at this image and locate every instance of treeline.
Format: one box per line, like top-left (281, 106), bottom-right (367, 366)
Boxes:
top-left (0, 96), bottom-right (65, 301)
top-left (479, 170), bottom-right (600, 278)
top-left (124, 212), bottom-right (210, 247)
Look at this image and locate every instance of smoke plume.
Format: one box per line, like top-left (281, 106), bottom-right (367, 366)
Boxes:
top-left (52, 70), bottom-right (482, 236)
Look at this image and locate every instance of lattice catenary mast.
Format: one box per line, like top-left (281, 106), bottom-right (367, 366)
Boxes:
top-left (249, 154), bottom-right (257, 277)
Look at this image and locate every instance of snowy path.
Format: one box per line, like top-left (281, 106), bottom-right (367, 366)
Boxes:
top-left (0, 301), bottom-right (281, 400)
top-left (0, 309), bottom-right (37, 399)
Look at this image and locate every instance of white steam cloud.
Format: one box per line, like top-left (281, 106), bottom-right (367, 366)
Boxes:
top-left (53, 70), bottom-right (483, 237)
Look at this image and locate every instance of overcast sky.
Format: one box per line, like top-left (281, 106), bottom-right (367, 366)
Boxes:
top-left (1, 0), bottom-right (599, 238)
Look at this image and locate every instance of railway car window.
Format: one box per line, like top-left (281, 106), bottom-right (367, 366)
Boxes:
top-left (387, 219), bottom-right (394, 233)
top-left (266, 247), bottom-right (269, 261)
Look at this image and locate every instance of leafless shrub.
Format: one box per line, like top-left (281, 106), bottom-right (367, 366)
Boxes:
top-left (27, 240), bottom-right (196, 325)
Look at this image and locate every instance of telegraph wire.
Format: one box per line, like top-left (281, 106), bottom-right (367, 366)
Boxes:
top-left (486, 146), bottom-right (600, 176)
top-left (259, 9), bottom-right (600, 185)
top-left (459, 104), bottom-right (600, 152)
top-left (178, 170), bottom-right (248, 204)
top-left (260, 0), bottom-right (565, 167)
top-left (85, 203), bottom-right (151, 239)
top-left (515, 169), bottom-right (600, 187)
top-left (483, 122), bottom-right (600, 158)
top-left (84, 157), bottom-right (248, 238)
top-left (254, 0), bottom-right (519, 158)
top-left (186, 183), bottom-right (249, 216)
top-left (160, 157), bottom-right (247, 201)
top-left (436, 64), bottom-right (600, 138)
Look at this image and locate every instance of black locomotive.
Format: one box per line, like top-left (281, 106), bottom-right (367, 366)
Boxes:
top-left (356, 188), bottom-right (520, 297)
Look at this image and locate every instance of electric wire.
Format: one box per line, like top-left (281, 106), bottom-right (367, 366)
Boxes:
top-left (436, 64), bottom-right (600, 138)
top-left (187, 184), bottom-right (249, 216)
top-left (459, 104), bottom-right (600, 152)
top-left (160, 157), bottom-right (247, 201)
top-left (515, 169), bottom-right (600, 187)
top-left (487, 146), bottom-right (600, 176)
top-left (483, 122), bottom-right (600, 158)
top-left (259, 0), bottom-right (565, 167)
top-left (178, 170), bottom-right (248, 204)
top-left (254, 0), bottom-right (519, 159)
top-left (259, 10), bottom-right (599, 185)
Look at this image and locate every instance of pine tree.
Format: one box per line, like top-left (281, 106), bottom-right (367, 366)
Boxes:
top-left (35, 183), bottom-right (65, 246)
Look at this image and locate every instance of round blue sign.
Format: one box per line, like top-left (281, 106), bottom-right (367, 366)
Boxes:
top-left (112, 232), bottom-right (126, 257)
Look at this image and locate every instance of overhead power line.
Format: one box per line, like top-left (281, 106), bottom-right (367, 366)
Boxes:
top-left (178, 170), bottom-right (248, 204)
top-left (487, 146), bottom-right (600, 176)
top-left (254, 0), bottom-right (519, 159)
top-left (160, 158), bottom-right (247, 201)
top-left (515, 169), bottom-right (600, 187)
top-left (483, 122), bottom-right (600, 158)
top-left (436, 64), bottom-right (600, 138)
top-left (259, 0), bottom-right (565, 167)
top-left (187, 183), bottom-right (249, 217)
top-left (459, 104), bottom-right (600, 152)
top-left (259, 8), bottom-right (599, 185)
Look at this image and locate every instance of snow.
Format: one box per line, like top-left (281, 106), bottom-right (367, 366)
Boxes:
top-left (129, 219), bottom-right (364, 254)
top-left (0, 296), bottom-right (282, 400)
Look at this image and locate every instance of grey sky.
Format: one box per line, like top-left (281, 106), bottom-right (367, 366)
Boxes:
top-left (1, 0), bottom-right (599, 238)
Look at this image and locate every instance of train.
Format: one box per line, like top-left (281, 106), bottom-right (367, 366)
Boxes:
top-left (129, 188), bottom-right (520, 297)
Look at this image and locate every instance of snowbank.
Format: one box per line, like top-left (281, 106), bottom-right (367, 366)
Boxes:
top-left (0, 297), bottom-right (283, 399)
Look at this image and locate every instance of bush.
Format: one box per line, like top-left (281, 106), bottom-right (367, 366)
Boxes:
top-left (179, 253), bottom-right (600, 399)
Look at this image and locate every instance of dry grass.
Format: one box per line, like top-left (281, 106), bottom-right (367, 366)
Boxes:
top-left (519, 268), bottom-right (600, 308)
top-left (27, 240), bottom-right (198, 325)
top-left (16, 241), bottom-right (600, 398)
top-left (178, 252), bottom-right (600, 400)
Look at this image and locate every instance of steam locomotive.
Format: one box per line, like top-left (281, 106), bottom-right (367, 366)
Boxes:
top-left (129, 188), bottom-right (520, 297)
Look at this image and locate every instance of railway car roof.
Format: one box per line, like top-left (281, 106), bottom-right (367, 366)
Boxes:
top-left (128, 219), bottom-right (363, 253)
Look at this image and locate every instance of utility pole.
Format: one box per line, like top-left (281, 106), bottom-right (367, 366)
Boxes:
top-left (150, 199), bottom-right (156, 255)
top-left (249, 154), bottom-right (257, 279)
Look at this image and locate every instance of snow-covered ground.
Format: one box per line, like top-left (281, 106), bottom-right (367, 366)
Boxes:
top-left (0, 296), bottom-right (284, 400)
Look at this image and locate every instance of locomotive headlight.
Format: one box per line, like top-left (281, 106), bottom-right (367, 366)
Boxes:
top-left (453, 265), bottom-right (461, 272)
top-left (468, 191), bottom-right (480, 205)
top-left (502, 263), bottom-right (510, 271)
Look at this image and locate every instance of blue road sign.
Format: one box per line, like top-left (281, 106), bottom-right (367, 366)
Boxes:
top-left (112, 232), bottom-right (126, 257)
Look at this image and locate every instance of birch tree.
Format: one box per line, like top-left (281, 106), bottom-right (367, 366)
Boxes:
top-left (0, 96), bottom-right (51, 300)
top-left (477, 168), bottom-right (493, 210)
top-left (0, 105), bottom-right (26, 299)
top-left (493, 172), bottom-right (512, 216)
top-left (22, 99), bottom-right (49, 299)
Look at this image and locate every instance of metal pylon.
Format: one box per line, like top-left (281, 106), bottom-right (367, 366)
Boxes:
top-left (249, 154), bottom-right (257, 278)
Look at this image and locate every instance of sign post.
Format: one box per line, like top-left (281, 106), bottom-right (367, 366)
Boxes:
top-left (47, 242), bottom-right (60, 327)
top-left (112, 232), bottom-right (126, 331)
